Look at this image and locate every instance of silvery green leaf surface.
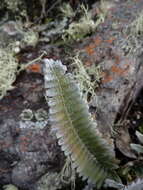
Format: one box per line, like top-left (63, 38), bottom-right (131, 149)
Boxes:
top-left (130, 143), bottom-right (143, 154)
top-left (44, 58), bottom-right (119, 188)
top-left (136, 131), bottom-right (143, 144)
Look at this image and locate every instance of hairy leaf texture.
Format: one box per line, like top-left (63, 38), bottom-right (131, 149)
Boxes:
top-left (44, 59), bottom-right (119, 188)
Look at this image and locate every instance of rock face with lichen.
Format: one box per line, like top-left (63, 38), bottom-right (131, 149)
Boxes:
top-left (0, 71), bottom-right (64, 189)
top-left (77, 0), bottom-right (143, 158)
top-left (0, 0), bottom-right (143, 190)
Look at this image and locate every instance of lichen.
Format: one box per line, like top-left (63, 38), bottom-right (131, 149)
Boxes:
top-left (4, 0), bottom-right (20, 12)
top-left (3, 0), bottom-right (27, 19)
top-left (37, 172), bottom-right (62, 190)
top-left (22, 28), bottom-right (39, 47)
top-left (119, 11), bottom-right (143, 55)
top-left (39, 18), bottom-right (68, 43)
top-left (60, 157), bottom-right (76, 189)
top-left (20, 109), bottom-right (34, 121)
top-left (100, 0), bottom-right (115, 18)
top-left (60, 3), bottom-right (75, 18)
top-left (62, 4), bottom-right (103, 41)
top-left (129, 11), bottom-right (143, 36)
top-left (71, 53), bottom-right (101, 101)
top-left (19, 108), bottom-right (49, 130)
top-left (37, 157), bottom-right (76, 190)
top-left (3, 184), bottom-right (18, 190)
top-left (35, 108), bottom-right (48, 121)
top-left (0, 44), bottom-right (19, 99)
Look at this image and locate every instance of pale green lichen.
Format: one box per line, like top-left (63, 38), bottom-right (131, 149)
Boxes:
top-left (0, 21), bottom-right (41, 100)
top-left (11, 21), bottom-right (39, 48)
top-left (38, 3), bottom-right (105, 44)
top-left (60, 157), bottom-right (76, 189)
top-left (20, 109), bottom-right (34, 121)
top-left (3, 184), bottom-right (18, 190)
top-left (3, 0), bottom-right (27, 19)
top-left (60, 3), bottom-right (75, 18)
top-left (120, 11), bottom-right (143, 55)
top-left (35, 108), bottom-right (48, 121)
top-left (71, 53), bottom-right (101, 101)
top-left (0, 44), bottom-right (18, 99)
top-left (62, 4), bottom-right (104, 41)
top-left (37, 157), bottom-right (75, 190)
top-left (4, 0), bottom-right (20, 12)
top-left (37, 172), bottom-right (62, 190)
top-left (129, 11), bottom-right (143, 36)
top-left (22, 29), bottom-right (39, 47)
top-left (19, 108), bottom-right (49, 129)
top-left (100, 0), bottom-right (115, 18)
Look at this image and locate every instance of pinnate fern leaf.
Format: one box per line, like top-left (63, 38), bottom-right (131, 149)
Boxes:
top-left (131, 131), bottom-right (143, 154)
top-left (44, 59), bottom-right (119, 188)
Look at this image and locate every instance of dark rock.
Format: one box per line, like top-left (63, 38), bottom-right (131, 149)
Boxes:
top-left (0, 72), bottom-right (64, 189)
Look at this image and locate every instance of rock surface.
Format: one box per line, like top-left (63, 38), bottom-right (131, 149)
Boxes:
top-left (0, 72), bottom-right (64, 189)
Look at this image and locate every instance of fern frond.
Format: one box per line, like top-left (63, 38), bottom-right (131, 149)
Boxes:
top-left (44, 59), bottom-right (119, 188)
top-left (130, 131), bottom-right (143, 154)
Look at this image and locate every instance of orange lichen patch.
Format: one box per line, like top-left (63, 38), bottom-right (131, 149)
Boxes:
top-left (111, 65), bottom-right (125, 75)
top-left (0, 168), bottom-right (11, 173)
top-left (105, 37), bottom-right (116, 44)
top-left (101, 72), bottom-right (113, 83)
top-left (85, 43), bottom-right (95, 56)
top-left (27, 63), bottom-right (41, 73)
top-left (102, 63), bottom-right (130, 84)
top-left (20, 136), bottom-right (30, 152)
top-left (84, 36), bottom-right (103, 56)
top-left (111, 64), bottom-right (130, 76)
top-left (93, 36), bottom-right (102, 46)
top-left (114, 54), bottom-right (120, 65)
